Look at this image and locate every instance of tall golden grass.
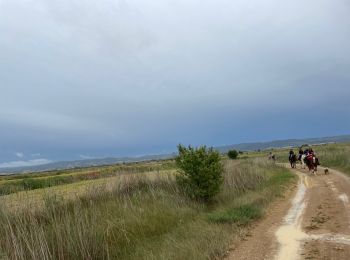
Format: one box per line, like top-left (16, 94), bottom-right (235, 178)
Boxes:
top-left (0, 159), bottom-right (294, 260)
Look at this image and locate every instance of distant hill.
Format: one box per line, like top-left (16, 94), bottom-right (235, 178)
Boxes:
top-left (1, 135), bottom-right (349, 175)
top-left (0, 154), bottom-right (175, 175)
top-left (215, 135), bottom-right (350, 153)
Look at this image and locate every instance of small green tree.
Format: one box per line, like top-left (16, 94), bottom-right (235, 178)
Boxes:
top-left (175, 145), bottom-right (223, 202)
top-left (227, 149), bottom-right (238, 159)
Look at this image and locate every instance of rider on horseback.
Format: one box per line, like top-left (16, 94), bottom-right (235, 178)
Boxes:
top-left (306, 148), bottom-right (315, 162)
top-left (298, 148), bottom-right (304, 161)
top-left (289, 149), bottom-right (297, 168)
top-left (289, 149), bottom-right (295, 158)
top-left (304, 147), bottom-right (320, 174)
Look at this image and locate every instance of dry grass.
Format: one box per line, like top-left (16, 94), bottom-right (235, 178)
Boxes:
top-left (0, 170), bottom-right (176, 213)
top-left (0, 161), bottom-right (176, 196)
top-left (0, 159), bottom-right (295, 260)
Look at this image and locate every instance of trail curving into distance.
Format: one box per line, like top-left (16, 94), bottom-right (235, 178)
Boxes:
top-left (227, 166), bottom-right (350, 260)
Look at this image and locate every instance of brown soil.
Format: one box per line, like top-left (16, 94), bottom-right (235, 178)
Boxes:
top-left (226, 166), bottom-right (350, 260)
top-left (225, 182), bottom-right (297, 260)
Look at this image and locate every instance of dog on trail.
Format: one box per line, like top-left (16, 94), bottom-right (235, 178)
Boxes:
top-left (324, 168), bottom-right (329, 175)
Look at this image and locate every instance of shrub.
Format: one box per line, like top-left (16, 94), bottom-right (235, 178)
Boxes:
top-left (175, 145), bottom-right (223, 202)
top-left (227, 150), bottom-right (238, 159)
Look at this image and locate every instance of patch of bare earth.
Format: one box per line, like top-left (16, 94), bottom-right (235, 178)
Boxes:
top-left (226, 166), bottom-right (350, 260)
top-left (225, 182), bottom-right (297, 260)
top-left (301, 168), bottom-right (350, 260)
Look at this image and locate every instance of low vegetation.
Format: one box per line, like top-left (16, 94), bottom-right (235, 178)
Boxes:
top-left (227, 150), bottom-right (239, 159)
top-left (314, 143), bottom-right (350, 174)
top-left (176, 145), bottom-right (223, 201)
top-left (208, 204), bottom-right (262, 225)
top-left (0, 158), bottom-right (295, 259)
top-left (0, 161), bottom-right (175, 196)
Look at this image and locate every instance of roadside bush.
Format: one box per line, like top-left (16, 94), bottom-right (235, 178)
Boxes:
top-left (227, 150), bottom-right (238, 159)
top-left (175, 145), bottom-right (223, 202)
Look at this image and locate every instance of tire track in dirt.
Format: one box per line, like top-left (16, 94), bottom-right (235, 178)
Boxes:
top-left (226, 166), bottom-right (350, 260)
top-left (300, 167), bottom-right (350, 260)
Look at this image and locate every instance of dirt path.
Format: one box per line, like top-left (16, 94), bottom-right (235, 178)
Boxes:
top-left (226, 166), bottom-right (350, 260)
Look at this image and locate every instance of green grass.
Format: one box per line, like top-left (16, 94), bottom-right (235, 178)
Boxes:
top-left (0, 160), bottom-right (176, 196)
top-left (208, 163), bottom-right (294, 225)
top-left (315, 143), bottom-right (350, 174)
top-left (208, 204), bottom-right (262, 224)
top-left (0, 159), bottom-right (295, 260)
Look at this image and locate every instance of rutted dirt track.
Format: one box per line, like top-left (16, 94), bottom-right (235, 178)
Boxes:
top-left (226, 166), bottom-right (350, 260)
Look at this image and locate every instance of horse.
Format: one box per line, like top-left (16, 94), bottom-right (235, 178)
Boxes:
top-left (289, 154), bottom-right (297, 168)
top-left (305, 155), bottom-right (320, 175)
top-left (299, 154), bottom-right (307, 169)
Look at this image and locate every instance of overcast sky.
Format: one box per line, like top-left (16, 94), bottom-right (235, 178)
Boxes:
top-left (0, 0), bottom-right (349, 167)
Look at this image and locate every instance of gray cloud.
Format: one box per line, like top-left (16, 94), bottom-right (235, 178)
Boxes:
top-left (0, 0), bottom-right (349, 163)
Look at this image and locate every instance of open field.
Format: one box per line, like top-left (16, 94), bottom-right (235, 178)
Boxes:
top-left (0, 158), bottom-right (295, 259)
top-left (0, 169), bottom-right (176, 213)
top-left (1, 142), bottom-right (348, 197)
top-left (0, 160), bottom-right (176, 196)
top-left (1, 142), bottom-right (349, 259)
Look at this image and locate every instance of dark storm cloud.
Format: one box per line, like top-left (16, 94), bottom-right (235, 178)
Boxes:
top-left (0, 0), bottom-right (349, 165)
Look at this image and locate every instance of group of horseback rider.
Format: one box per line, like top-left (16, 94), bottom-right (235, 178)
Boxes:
top-left (289, 147), bottom-right (320, 173)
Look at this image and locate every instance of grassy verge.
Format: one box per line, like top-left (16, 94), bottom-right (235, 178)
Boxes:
top-left (315, 143), bottom-right (350, 174)
top-left (208, 160), bottom-right (294, 225)
top-left (0, 159), bottom-right (295, 259)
